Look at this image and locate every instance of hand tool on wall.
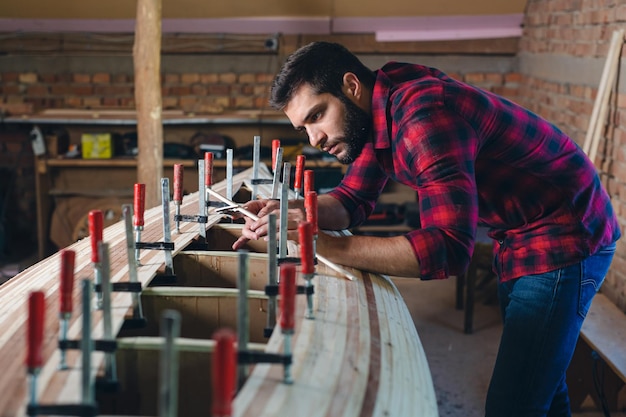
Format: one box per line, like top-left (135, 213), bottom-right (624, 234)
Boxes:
top-left (279, 263), bottom-right (296, 384)
top-left (205, 187), bottom-right (357, 281)
top-left (88, 209), bottom-right (104, 309)
top-left (58, 249), bottom-right (75, 370)
top-left (299, 221), bottom-right (316, 319)
top-left (159, 310), bottom-right (181, 417)
top-left (294, 155), bottom-right (306, 199)
top-left (212, 329), bottom-right (237, 417)
top-left (133, 183), bottom-right (146, 264)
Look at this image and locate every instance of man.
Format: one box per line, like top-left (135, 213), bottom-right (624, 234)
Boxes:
top-left (233, 41), bottom-right (620, 416)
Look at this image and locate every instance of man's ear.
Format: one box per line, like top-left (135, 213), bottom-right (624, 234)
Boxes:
top-left (342, 72), bottom-right (361, 99)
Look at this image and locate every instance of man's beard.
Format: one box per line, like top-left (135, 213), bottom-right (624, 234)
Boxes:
top-left (336, 94), bottom-right (372, 164)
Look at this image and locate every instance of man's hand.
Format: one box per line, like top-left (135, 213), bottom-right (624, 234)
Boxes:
top-left (231, 199), bottom-right (305, 250)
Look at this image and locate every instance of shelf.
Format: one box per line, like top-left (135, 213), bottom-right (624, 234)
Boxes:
top-left (2, 109), bottom-right (291, 126)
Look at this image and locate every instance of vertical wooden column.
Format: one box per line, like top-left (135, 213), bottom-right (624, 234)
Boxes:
top-left (133, 0), bottom-right (163, 209)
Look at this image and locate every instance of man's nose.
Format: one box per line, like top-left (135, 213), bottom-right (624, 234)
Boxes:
top-left (307, 128), bottom-right (324, 148)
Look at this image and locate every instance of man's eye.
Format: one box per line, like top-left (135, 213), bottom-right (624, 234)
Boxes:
top-left (311, 112), bottom-right (322, 122)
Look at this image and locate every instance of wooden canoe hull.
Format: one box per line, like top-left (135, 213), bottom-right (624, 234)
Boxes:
top-left (0, 164), bottom-right (438, 417)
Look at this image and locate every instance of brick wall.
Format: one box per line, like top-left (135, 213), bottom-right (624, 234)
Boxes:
top-left (1, 69), bottom-right (524, 116)
top-left (0, 71), bottom-right (275, 115)
top-left (518, 0), bottom-right (626, 309)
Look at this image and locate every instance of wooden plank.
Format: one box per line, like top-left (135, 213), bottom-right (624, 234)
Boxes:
top-left (580, 293), bottom-right (626, 382)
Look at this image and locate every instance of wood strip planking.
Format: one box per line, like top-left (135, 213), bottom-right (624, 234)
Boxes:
top-left (0, 161), bottom-right (438, 417)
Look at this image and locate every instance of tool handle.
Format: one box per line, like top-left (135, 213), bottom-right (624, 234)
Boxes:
top-left (279, 263), bottom-right (297, 332)
top-left (294, 155), bottom-right (306, 190)
top-left (271, 139), bottom-right (281, 172)
top-left (299, 221), bottom-right (314, 275)
top-left (26, 291), bottom-right (45, 371)
top-left (173, 163), bottom-right (184, 204)
top-left (133, 183), bottom-right (146, 227)
top-left (89, 210), bottom-right (104, 263)
top-left (204, 152), bottom-right (214, 187)
top-left (303, 169), bottom-right (315, 194)
top-left (59, 249), bottom-right (76, 315)
top-left (212, 328), bottom-right (237, 417)
top-left (305, 191), bottom-right (318, 236)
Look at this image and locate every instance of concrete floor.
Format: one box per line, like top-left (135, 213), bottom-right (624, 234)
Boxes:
top-left (391, 276), bottom-right (626, 417)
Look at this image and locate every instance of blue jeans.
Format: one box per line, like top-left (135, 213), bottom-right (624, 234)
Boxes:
top-left (485, 243), bottom-right (616, 417)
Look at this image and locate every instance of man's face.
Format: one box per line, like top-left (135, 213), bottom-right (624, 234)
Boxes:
top-left (284, 84), bottom-right (371, 164)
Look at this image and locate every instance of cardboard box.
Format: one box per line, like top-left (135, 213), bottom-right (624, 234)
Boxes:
top-left (81, 133), bottom-right (113, 159)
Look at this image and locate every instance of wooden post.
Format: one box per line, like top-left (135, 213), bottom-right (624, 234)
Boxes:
top-left (133, 0), bottom-right (164, 209)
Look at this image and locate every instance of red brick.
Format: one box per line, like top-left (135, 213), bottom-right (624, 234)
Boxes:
top-left (200, 74), bottom-right (219, 84)
top-left (73, 74), bottom-right (91, 83)
top-left (70, 85), bottom-right (94, 95)
top-left (218, 73), bottom-right (237, 84)
top-left (238, 73), bottom-right (256, 84)
top-left (164, 73), bottom-right (180, 84)
top-left (208, 85), bottom-right (230, 95)
top-left (112, 74), bottom-right (130, 83)
top-left (26, 85), bottom-right (49, 96)
top-left (181, 73), bottom-right (200, 84)
top-left (92, 73), bottom-right (111, 84)
top-left (83, 97), bottom-right (102, 108)
top-left (40, 74), bottom-right (56, 83)
top-left (18, 73), bottom-right (38, 83)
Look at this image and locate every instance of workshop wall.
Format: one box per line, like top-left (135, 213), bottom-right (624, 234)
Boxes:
top-left (516, 0), bottom-right (626, 309)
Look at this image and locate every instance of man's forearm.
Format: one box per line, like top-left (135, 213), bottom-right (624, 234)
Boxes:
top-left (318, 232), bottom-right (421, 278)
top-left (317, 194), bottom-right (351, 230)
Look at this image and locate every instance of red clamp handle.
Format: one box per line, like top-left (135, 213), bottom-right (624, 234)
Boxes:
top-left (173, 163), bottom-right (184, 204)
top-left (133, 183), bottom-right (146, 227)
top-left (26, 291), bottom-right (45, 371)
top-left (204, 152), bottom-right (214, 187)
top-left (59, 249), bottom-right (76, 315)
top-left (89, 210), bottom-right (104, 263)
top-left (303, 169), bottom-right (315, 194)
top-left (271, 139), bottom-right (281, 172)
top-left (294, 155), bottom-right (306, 190)
top-left (279, 263), bottom-right (297, 332)
top-left (212, 328), bottom-right (237, 417)
top-left (298, 221), bottom-right (314, 275)
top-left (304, 191), bottom-right (318, 236)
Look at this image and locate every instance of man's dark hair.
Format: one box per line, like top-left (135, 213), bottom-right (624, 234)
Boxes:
top-left (269, 42), bottom-right (376, 110)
